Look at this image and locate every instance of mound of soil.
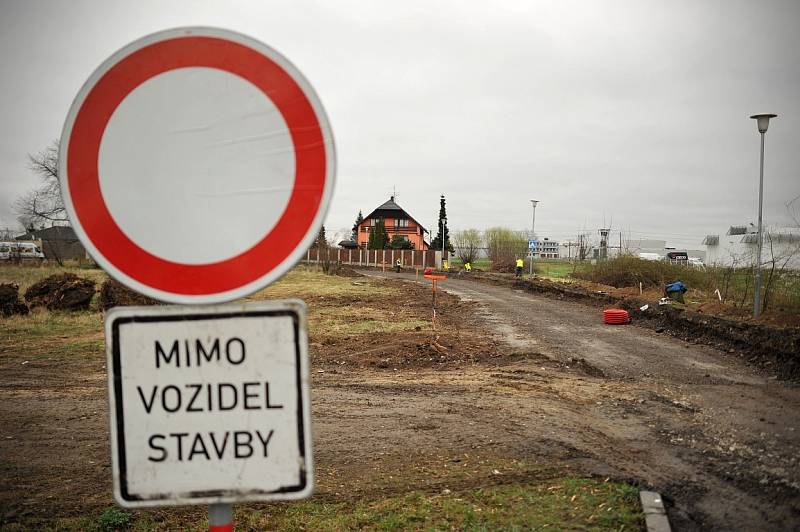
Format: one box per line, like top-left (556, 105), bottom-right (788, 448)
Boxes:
top-left (24, 273), bottom-right (96, 311)
top-left (98, 279), bottom-right (159, 311)
top-left (0, 283), bottom-right (28, 316)
top-left (334, 266), bottom-right (362, 278)
top-left (475, 273), bottom-right (617, 304)
top-left (617, 297), bottom-right (800, 379)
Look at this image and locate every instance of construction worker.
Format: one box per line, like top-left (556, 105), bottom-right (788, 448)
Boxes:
top-left (464, 262), bottom-right (472, 272)
top-left (395, 257), bottom-right (402, 273)
top-left (515, 257), bottom-right (524, 277)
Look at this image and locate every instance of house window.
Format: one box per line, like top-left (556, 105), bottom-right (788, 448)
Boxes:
top-left (397, 219), bottom-right (409, 227)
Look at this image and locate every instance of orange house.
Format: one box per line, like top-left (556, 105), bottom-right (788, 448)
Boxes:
top-left (357, 197), bottom-right (429, 250)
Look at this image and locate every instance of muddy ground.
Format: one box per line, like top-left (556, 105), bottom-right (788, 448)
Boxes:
top-left (359, 270), bottom-right (800, 531)
top-left (1, 269), bottom-right (799, 530)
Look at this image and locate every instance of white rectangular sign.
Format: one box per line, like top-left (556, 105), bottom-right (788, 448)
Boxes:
top-left (105, 300), bottom-right (313, 507)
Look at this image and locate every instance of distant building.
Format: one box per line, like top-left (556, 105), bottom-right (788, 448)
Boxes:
top-left (337, 239), bottom-right (359, 249)
top-left (624, 239), bottom-right (667, 258)
top-left (15, 225), bottom-right (87, 261)
top-left (357, 197), bottom-right (429, 250)
top-left (703, 223), bottom-right (800, 268)
top-left (534, 238), bottom-right (559, 259)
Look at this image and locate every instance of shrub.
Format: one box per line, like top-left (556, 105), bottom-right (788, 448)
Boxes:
top-left (451, 229), bottom-right (482, 264)
top-left (571, 255), bottom-right (800, 312)
top-left (572, 255), bottom-right (709, 289)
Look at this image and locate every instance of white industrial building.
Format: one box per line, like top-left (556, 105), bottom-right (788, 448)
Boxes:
top-left (702, 224), bottom-right (800, 269)
top-left (534, 238), bottom-right (560, 259)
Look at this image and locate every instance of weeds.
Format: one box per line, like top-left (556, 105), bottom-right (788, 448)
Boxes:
top-left (572, 255), bottom-right (800, 312)
top-left (96, 506), bottom-right (131, 531)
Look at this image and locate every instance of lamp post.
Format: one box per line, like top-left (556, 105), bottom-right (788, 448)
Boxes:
top-left (530, 199), bottom-right (538, 275)
top-left (749, 113), bottom-right (777, 318)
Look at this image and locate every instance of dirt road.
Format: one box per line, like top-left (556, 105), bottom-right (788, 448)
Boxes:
top-left (359, 270), bottom-right (800, 530)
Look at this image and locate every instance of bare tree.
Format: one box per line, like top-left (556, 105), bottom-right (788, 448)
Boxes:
top-left (13, 143), bottom-right (68, 229)
top-left (761, 230), bottom-right (800, 312)
top-left (0, 227), bottom-right (19, 241)
top-left (787, 194), bottom-right (800, 226)
top-left (451, 229), bottom-right (482, 264)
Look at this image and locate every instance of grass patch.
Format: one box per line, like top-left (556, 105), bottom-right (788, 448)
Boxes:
top-left (0, 308), bottom-right (104, 360)
top-left (446, 258), bottom-right (492, 270)
top-left (21, 477), bottom-right (642, 531)
top-left (0, 265), bottom-right (107, 294)
top-left (0, 267), bottom-right (420, 360)
top-left (311, 306), bottom-right (429, 335)
top-left (96, 506), bottom-right (132, 531)
top-left (535, 260), bottom-right (577, 279)
top-left (249, 266), bottom-right (401, 301)
top-left (237, 477), bottom-right (644, 531)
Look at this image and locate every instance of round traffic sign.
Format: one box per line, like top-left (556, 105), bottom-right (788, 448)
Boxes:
top-left (59, 27), bottom-right (335, 304)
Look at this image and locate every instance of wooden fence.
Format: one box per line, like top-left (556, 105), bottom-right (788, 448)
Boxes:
top-left (303, 247), bottom-right (448, 269)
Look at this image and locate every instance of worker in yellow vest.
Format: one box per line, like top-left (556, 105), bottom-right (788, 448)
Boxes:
top-left (395, 257), bottom-right (402, 273)
top-left (464, 262), bottom-right (472, 273)
top-left (515, 257), bottom-right (524, 277)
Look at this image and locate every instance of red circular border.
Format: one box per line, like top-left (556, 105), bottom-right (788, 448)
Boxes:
top-left (67, 36), bottom-right (326, 295)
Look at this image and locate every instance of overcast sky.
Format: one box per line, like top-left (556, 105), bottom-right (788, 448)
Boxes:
top-left (1, 0), bottom-right (798, 250)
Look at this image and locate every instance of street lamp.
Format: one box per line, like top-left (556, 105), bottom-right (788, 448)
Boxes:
top-left (530, 199), bottom-right (539, 275)
top-left (749, 113), bottom-right (777, 317)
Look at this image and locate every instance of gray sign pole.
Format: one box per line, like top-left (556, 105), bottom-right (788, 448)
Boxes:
top-left (209, 503), bottom-right (233, 531)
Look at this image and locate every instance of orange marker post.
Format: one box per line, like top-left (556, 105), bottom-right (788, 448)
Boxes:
top-left (424, 274), bottom-right (447, 330)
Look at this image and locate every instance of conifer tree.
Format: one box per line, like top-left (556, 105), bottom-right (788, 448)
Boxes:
top-left (351, 210), bottom-right (363, 241)
top-left (430, 195), bottom-right (454, 252)
top-left (390, 235), bottom-right (414, 250)
top-left (314, 225), bottom-right (327, 248)
top-left (367, 219), bottom-right (389, 249)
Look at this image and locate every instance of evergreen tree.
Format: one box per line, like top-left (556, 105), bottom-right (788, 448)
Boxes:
top-left (430, 195), bottom-right (454, 252)
top-left (314, 225), bottom-right (327, 248)
top-left (367, 219), bottom-right (389, 249)
top-left (351, 210), bottom-right (363, 241)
